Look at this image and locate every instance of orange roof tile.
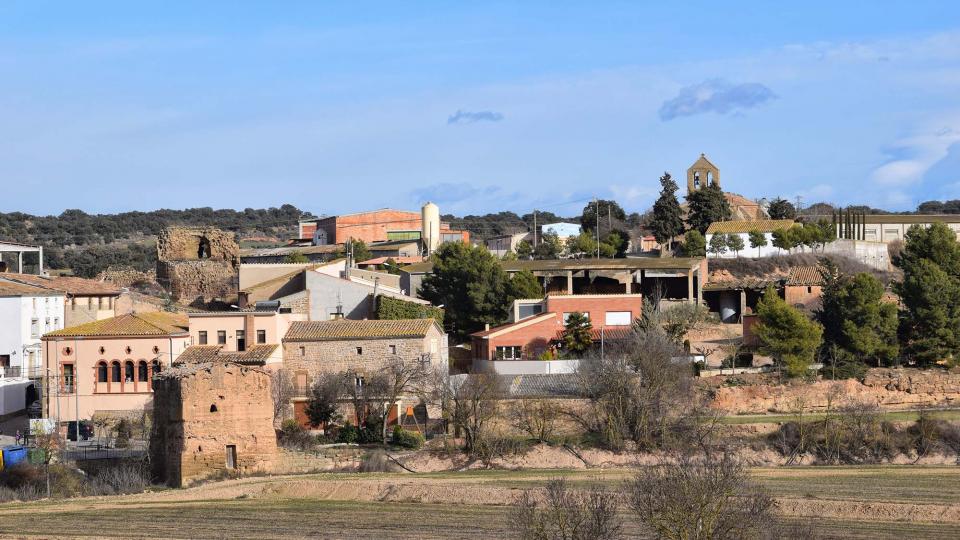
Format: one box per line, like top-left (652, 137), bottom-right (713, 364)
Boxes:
top-left (44, 312), bottom-right (189, 338)
top-left (706, 219), bottom-right (795, 234)
top-left (176, 344), bottom-right (278, 365)
top-left (0, 281), bottom-right (62, 297)
top-left (0, 273), bottom-right (121, 296)
top-left (285, 319), bottom-right (439, 341)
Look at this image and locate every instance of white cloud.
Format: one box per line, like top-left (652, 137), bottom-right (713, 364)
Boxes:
top-left (871, 123), bottom-right (960, 187)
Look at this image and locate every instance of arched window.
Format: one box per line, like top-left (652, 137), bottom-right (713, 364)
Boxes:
top-left (97, 361), bottom-right (108, 383)
top-left (111, 361), bottom-right (121, 383)
top-left (124, 361), bottom-right (135, 383)
top-left (151, 360), bottom-right (162, 376)
top-left (138, 361), bottom-right (149, 382)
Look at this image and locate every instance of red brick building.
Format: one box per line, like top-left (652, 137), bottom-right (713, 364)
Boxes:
top-left (298, 208), bottom-right (469, 246)
top-left (471, 294), bottom-right (643, 361)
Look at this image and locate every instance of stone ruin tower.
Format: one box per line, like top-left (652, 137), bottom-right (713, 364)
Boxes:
top-left (150, 362), bottom-right (277, 487)
top-left (156, 226), bottom-right (239, 305)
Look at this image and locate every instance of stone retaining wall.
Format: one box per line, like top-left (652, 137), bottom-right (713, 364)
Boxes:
top-left (706, 368), bottom-right (960, 414)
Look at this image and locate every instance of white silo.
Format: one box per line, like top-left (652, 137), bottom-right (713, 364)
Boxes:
top-left (421, 202), bottom-right (441, 255)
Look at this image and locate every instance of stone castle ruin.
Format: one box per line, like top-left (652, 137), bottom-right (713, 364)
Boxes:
top-left (150, 362), bottom-right (277, 487)
top-left (156, 227), bottom-right (239, 305)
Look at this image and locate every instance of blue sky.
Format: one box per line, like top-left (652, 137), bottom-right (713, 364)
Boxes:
top-left (1, 1), bottom-right (958, 217)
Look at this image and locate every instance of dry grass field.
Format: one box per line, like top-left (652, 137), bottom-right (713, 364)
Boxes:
top-left (1, 466), bottom-right (959, 539)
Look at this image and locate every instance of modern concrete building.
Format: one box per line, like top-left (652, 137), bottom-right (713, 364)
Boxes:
top-left (485, 232), bottom-right (533, 258)
top-left (0, 241), bottom-right (43, 275)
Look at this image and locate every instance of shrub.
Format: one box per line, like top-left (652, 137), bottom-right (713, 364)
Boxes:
top-left (511, 478), bottom-right (621, 540)
top-left (278, 419), bottom-right (316, 451)
top-left (114, 419), bottom-right (132, 449)
top-left (336, 422), bottom-right (359, 444)
top-left (391, 426), bottom-right (425, 449)
top-left (358, 450), bottom-right (394, 473)
top-left (89, 462), bottom-right (149, 495)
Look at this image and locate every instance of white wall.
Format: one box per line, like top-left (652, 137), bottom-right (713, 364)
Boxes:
top-left (705, 232), bottom-right (780, 259)
top-left (474, 358), bottom-right (581, 375)
top-left (0, 294), bottom-right (65, 376)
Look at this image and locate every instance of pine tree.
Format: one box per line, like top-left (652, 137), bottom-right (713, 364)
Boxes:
top-left (748, 230), bottom-right (767, 257)
top-left (708, 233), bottom-right (728, 258)
top-left (816, 263), bottom-right (898, 367)
top-left (686, 182), bottom-right (732, 234)
top-left (767, 197), bottom-right (797, 220)
top-left (680, 230), bottom-right (706, 257)
top-left (725, 234), bottom-right (745, 257)
top-left (755, 287), bottom-right (823, 377)
top-left (894, 223), bottom-right (960, 365)
top-left (650, 172), bottom-right (685, 251)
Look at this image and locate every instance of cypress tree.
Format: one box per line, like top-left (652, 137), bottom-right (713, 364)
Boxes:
top-left (650, 172), bottom-right (685, 252)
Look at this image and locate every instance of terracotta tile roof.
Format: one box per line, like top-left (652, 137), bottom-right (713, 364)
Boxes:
top-left (285, 319), bottom-right (439, 342)
top-left (44, 312), bottom-right (189, 338)
top-left (787, 266), bottom-right (824, 286)
top-left (0, 281), bottom-right (63, 298)
top-left (0, 273), bottom-right (121, 296)
top-left (175, 344), bottom-right (278, 365)
top-left (706, 219), bottom-right (795, 235)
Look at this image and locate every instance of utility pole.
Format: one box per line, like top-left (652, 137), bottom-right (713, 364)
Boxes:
top-left (795, 195), bottom-right (803, 216)
top-left (533, 210), bottom-right (537, 248)
top-left (594, 198), bottom-right (600, 259)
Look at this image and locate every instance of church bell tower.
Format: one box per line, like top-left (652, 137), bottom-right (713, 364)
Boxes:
top-left (687, 153), bottom-right (720, 196)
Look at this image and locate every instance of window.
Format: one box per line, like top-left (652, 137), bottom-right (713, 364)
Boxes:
top-left (217, 330), bottom-right (226, 345)
top-left (53, 317), bottom-right (60, 330)
top-left (151, 360), bottom-right (162, 375)
top-left (63, 364), bottom-right (75, 393)
top-left (138, 361), bottom-right (149, 382)
top-left (495, 346), bottom-right (522, 360)
top-left (257, 330), bottom-right (266, 344)
top-left (88, 297), bottom-right (93, 309)
top-left (236, 330), bottom-right (246, 352)
top-left (356, 347), bottom-right (363, 355)
top-left (125, 361), bottom-right (135, 383)
top-left (198, 331), bottom-right (208, 345)
top-left (111, 361), bottom-right (121, 383)
top-left (604, 311), bottom-right (632, 326)
top-left (31, 318), bottom-right (39, 338)
top-left (355, 375), bottom-right (365, 388)
top-left (807, 286), bottom-right (813, 294)
top-left (225, 445), bottom-right (237, 469)
top-left (44, 318), bottom-right (50, 331)
top-left (389, 345), bottom-right (397, 355)
top-left (97, 362), bottom-right (108, 383)
top-left (299, 346), bottom-right (306, 356)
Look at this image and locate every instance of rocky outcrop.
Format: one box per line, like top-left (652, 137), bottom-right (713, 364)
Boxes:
top-left (706, 368), bottom-right (960, 414)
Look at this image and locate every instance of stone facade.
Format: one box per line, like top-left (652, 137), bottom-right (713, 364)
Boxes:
top-left (156, 227), bottom-right (239, 304)
top-left (150, 362), bottom-right (277, 487)
top-left (706, 368), bottom-right (960, 415)
top-left (282, 328), bottom-right (445, 389)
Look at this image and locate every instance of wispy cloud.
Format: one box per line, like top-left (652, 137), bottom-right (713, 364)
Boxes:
top-left (871, 124), bottom-right (960, 187)
top-left (659, 79), bottom-right (776, 121)
top-left (447, 109), bottom-right (504, 124)
top-left (409, 182), bottom-right (501, 205)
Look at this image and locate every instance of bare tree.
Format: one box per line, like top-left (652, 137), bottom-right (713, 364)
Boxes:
top-left (509, 399), bottom-right (561, 444)
top-left (574, 328), bottom-right (693, 451)
top-left (511, 477), bottom-right (622, 540)
top-left (626, 452), bottom-right (776, 540)
top-left (270, 369), bottom-right (296, 426)
top-left (426, 369), bottom-right (502, 455)
top-left (341, 369), bottom-right (389, 437)
top-left (377, 357), bottom-right (428, 444)
top-left (304, 372), bottom-right (343, 430)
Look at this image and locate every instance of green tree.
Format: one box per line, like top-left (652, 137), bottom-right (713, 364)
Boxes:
top-left (816, 264), bottom-right (898, 367)
top-left (771, 227), bottom-right (797, 254)
top-left (344, 238), bottom-right (371, 263)
top-left (767, 197), bottom-right (797, 220)
top-left (708, 233), bottom-right (728, 258)
top-left (515, 239), bottom-right (533, 259)
top-left (533, 232), bottom-right (562, 259)
top-left (893, 222), bottom-right (960, 365)
top-left (725, 233), bottom-right (745, 257)
top-left (680, 230), bottom-right (706, 257)
top-left (650, 172), bottom-right (685, 252)
top-left (566, 232), bottom-right (598, 258)
top-left (748, 230), bottom-right (767, 257)
top-left (283, 250), bottom-right (309, 263)
top-left (580, 200), bottom-right (626, 232)
top-left (421, 242), bottom-right (524, 340)
top-left (561, 312), bottom-right (593, 356)
top-left (507, 270), bottom-right (544, 300)
top-left (686, 182), bottom-right (732, 234)
top-left (601, 230), bottom-right (628, 258)
top-left (754, 287), bottom-right (823, 377)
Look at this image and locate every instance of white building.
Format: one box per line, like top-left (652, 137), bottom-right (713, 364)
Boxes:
top-left (705, 219), bottom-right (796, 259)
top-left (485, 232), bottom-right (533, 257)
top-left (541, 222), bottom-right (582, 239)
top-left (0, 281), bottom-right (65, 379)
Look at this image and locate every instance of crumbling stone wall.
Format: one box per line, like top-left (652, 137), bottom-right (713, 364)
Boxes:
top-left (706, 368), bottom-right (960, 415)
top-left (150, 362), bottom-right (277, 487)
top-left (156, 227), bottom-right (239, 304)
